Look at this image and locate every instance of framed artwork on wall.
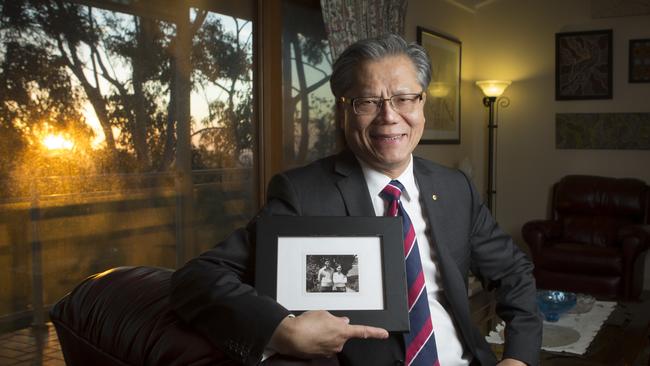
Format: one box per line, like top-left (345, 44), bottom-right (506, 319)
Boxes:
top-left (629, 39), bottom-right (650, 83)
top-left (556, 29), bottom-right (613, 100)
top-left (416, 26), bottom-right (461, 144)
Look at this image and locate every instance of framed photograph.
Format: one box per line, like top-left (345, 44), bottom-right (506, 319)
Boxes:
top-left (629, 39), bottom-right (650, 83)
top-left (556, 29), bottom-right (613, 100)
top-left (255, 216), bottom-right (409, 332)
top-left (417, 26), bottom-right (461, 144)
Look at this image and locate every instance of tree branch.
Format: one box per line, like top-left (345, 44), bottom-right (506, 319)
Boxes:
top-left (291, 58), bottom-right (329, 79)
top-left (290, 75), bottom-right (329, 105)
top-left (87, 7), bottom-right (102, 93)
top-left (191, 126), bottom-right (222, 137)
top-left (189, 9), bottom-right (208, 35)
top-left (89, 39), bottom-right (128, 97)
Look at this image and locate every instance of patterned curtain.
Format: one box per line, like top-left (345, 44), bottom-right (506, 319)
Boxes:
top-left (320, 0), bottom-right (408, 60)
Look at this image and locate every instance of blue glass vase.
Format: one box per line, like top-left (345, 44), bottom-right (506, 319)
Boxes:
top-left (536, 290), bottom-right (577, 322)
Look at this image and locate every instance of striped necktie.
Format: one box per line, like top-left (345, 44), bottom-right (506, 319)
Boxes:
top-left (380, 180), bottom-right (440, 366)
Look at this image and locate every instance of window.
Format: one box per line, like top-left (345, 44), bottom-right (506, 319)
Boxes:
top-left (281, 0), bottom-right (337, 168)
top-left (0, 0), bottom-right (255, 329)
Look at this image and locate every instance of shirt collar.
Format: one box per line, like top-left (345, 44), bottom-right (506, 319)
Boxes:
top-left (358, 155), bottom-right (416, 202)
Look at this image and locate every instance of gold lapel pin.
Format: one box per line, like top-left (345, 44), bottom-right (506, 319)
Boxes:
top-left (432, 194), bottom-right (438, 201)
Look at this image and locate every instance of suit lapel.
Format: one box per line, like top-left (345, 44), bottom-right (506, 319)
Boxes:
top-left (414, 159), bottom-right (465, 295)
top-left (334, 151), bottom-right (375, 217)
top-left (413, 159), bottom-right (445, 254)
top-left (414, 158), bottom-right (478, 351)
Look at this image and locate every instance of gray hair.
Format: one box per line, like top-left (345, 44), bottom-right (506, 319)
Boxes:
top-left (330, 34), bottom-right (432, 98)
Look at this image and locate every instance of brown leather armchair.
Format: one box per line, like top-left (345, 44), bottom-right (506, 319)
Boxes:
top-left (50, 266), bottom-right (338, 366)
top-left (50, 266), bottom-right (235, 366)
top-left (522, 175), bottom-right (650, 300)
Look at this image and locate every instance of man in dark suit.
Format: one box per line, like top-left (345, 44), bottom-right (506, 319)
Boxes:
top-left (171, 34), bottom-right (542, 366)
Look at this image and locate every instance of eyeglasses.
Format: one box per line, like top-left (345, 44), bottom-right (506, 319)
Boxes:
top-left (339, 92), bottom-right (424, 116)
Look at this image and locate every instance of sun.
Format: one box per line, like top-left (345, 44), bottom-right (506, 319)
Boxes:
top-left (42, 134), bottom-right (74, 151)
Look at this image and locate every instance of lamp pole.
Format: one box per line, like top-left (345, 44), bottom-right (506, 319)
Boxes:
top-left (476, 80), bottom-right (511, 217)
top-left (483, 96), bottom-right (497, 213)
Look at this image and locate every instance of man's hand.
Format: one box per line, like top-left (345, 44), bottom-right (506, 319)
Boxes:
top-left (268, 311), bottom-right (389, 359)
top-left (497, 358), bottom-right (527, 366)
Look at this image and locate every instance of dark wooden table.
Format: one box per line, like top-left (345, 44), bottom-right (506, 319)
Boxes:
top-left (476, 293), bottom-right (650, 366)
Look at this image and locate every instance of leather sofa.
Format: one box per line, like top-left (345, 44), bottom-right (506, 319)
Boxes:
top-left (49, 266), bottom-right (235, 366)
top-left (50, 266), bottom-right (338, 366)
top-left (522, 175), bottom-right (650, 300)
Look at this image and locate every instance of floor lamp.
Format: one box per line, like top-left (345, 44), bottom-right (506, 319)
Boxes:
top-left (475, 80), bottom-right (511, 215)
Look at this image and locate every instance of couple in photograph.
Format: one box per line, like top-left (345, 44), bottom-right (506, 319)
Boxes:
top-left (318, 259), bottom-right (348, 292)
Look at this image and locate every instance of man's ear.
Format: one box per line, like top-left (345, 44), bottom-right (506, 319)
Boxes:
top-left (336, 103), bottom-right (345, 129)
top-left (420, 92), bottom-right (427, 126)
top-left (335, 102), bottom-right (348, 150)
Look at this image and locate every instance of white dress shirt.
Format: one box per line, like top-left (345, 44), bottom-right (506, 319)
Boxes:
top-left (359, 155), bottom-right (471, 366)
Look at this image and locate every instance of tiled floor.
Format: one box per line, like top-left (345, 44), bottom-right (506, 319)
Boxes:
top-left (0, 323), bottom-right (64, 366)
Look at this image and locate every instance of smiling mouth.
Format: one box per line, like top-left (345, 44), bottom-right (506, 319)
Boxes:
top-left (371, 133), bottom-right (406, 142)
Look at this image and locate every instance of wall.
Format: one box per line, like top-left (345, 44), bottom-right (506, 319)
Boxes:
top-left (407, 0), bottom-right (650, 288)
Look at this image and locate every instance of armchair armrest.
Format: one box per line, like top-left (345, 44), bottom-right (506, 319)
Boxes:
top-left (619, 224), bottom-right (650, 260)
top-left (49, 266), bottom-right (229, 366)
top-left (521, 220), bottom-right (563, 255)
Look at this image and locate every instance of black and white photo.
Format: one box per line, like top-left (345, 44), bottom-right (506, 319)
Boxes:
top-left (306, 255), bottom-right (359, 293)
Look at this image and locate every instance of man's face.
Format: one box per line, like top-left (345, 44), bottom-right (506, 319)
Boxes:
top-left (324, 260), bottom-right (330, 267)
top-left (340, 55), bottom-right (426, 178)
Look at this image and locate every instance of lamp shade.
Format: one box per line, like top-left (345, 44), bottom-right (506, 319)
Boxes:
top-left (428, 82), bottom-right (450, 98)
top-left (476, 80), bottom-right (511, 97)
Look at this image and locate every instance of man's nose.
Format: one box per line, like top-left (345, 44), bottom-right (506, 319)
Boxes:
top-left (378, 98), bottom-right (399, 120)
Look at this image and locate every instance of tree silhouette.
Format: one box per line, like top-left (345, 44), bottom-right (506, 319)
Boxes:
top-left (282, 3), bottom-right (335, 167)
top-left (191, 15), bottom-right (253, 167)
top-left (0, 0), bottom-right (253, 188)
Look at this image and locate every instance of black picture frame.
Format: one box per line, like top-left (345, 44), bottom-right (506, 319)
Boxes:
top-left (417, 26), bottom-right (461, 144)
top-left (255, 216), bottom-right (409, 332)
top-left (629, 38), bottom-right (650, 83)
top-left (556, 29), bottom-right (613, 100)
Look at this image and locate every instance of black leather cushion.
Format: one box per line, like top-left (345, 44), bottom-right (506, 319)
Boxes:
top-left (50, 266), bottom-right (235, 366)
top-left (554, 175), bottom-right (646, 218)
top-left (541, 242), bottom-right (623, 274)
top-left (554, 175), bottom-right (647, 246)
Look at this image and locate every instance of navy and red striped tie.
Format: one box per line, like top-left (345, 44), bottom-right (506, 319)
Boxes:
top-left (381, 180), bottom-right (439, 366)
